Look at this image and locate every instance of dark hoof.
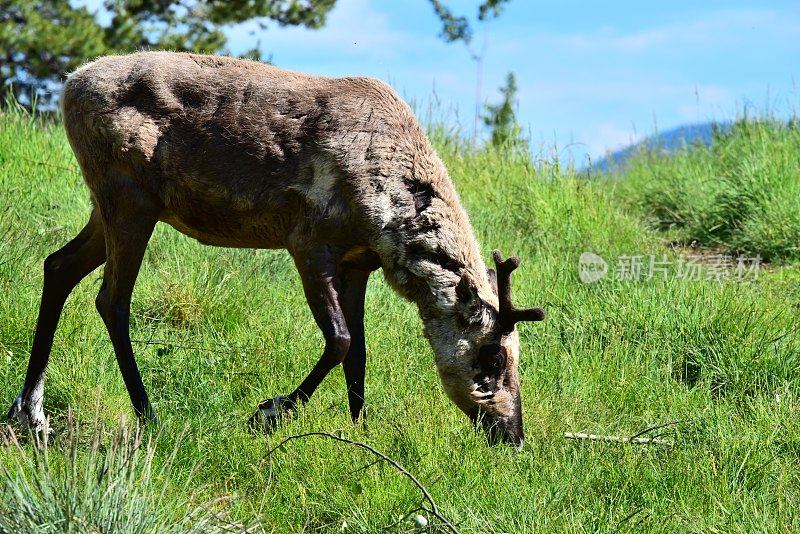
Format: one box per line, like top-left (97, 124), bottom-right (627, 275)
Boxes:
top-left (248, 396), bottom-right (295, 432)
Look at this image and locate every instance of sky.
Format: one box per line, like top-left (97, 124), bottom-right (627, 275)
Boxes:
top-left (81, 1), bottom-right (800, 165)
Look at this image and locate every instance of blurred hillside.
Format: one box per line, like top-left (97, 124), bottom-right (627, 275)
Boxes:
top-left (590, 122), bottom-right (732, 172)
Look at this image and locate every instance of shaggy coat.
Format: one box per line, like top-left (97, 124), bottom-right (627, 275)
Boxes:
top-left (9, 52), bottom-right (543, 446)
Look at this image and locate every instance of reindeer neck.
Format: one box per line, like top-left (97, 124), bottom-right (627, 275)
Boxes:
top-left (378, 164), bottom-right (495, 319)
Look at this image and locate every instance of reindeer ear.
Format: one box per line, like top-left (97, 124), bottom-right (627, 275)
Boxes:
top-left (455, 273), bottom-right (476, 304)
top-left (454, 273), bottom-right (487, 326)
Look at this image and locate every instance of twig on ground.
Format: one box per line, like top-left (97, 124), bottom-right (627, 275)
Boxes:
top-left (566, 420), bottom-right (679, 446)
top-left (265, 431), bottom-right (459, 534)
top-left (564, 432), bottom-right (671, 446)
top-left (629, 420), bottom-right (679, 440)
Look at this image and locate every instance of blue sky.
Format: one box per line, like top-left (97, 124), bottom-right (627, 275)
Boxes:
top-left (82, 1), bottom-right (800, 165)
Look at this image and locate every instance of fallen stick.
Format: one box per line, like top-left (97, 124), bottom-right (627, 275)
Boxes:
top-left (564, 432), bottom-right (671, 446)
top-left (265, 431), bottom-right (459, 534)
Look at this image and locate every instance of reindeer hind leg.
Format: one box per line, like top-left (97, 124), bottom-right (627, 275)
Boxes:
top-left (8, 209), bottom-right (106, 432)
top-left (92, 168), bottom-right (161, 423)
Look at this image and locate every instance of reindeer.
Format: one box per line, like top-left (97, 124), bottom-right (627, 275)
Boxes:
top-left (7, 52), bottom-right (544, 447)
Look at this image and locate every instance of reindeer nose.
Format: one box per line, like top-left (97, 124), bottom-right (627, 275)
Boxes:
top-left (483, 415), bottom-right (524, 449)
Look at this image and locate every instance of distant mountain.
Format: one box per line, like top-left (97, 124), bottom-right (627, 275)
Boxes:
top-left (588, 122), bottom-right (731, 173)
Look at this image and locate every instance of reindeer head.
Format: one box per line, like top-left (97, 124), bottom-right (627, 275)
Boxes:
top-left (426, 250), bottom-right (545, 449)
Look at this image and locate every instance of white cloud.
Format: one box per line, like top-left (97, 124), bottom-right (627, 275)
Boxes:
top-left (584, 122), bottom-right (645, 159)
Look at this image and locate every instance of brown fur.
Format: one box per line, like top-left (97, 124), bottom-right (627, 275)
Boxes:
top-left (9, 52), bottom-right (541, 447)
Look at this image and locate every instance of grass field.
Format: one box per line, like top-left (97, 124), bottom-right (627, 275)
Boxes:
top-left (1, 103), bottom-right (799, 532)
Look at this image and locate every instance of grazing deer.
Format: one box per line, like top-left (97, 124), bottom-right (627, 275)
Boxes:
top-left (7, 52), bottom-right (544, 447)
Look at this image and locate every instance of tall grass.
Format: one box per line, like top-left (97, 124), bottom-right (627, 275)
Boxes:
top-left (614, 118), bottom-right (800, 262)
top-left (0, 415), bottom-right (236, 533)
top-left (1, 101), bottom-right (799, 531)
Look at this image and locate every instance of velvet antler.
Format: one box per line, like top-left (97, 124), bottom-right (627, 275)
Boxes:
top-left (493, 250), bottom-right (545, 332)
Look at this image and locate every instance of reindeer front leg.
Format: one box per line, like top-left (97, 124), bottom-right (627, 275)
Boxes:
top-left (250, 246), bottom-right (351, 429)
top-left (339, 267), bottom-right (371, 424)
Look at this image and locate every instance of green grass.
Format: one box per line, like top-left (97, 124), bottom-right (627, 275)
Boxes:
top-left (1, 105), bottom-right (799, 532)
top-left (0, 417), bottom-right (230, 533)
top-left (613, 118), bottom-right (800, 262)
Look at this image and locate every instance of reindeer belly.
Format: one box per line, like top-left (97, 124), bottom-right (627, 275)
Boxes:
top-left (160, 208), bottom-right (291, 248)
